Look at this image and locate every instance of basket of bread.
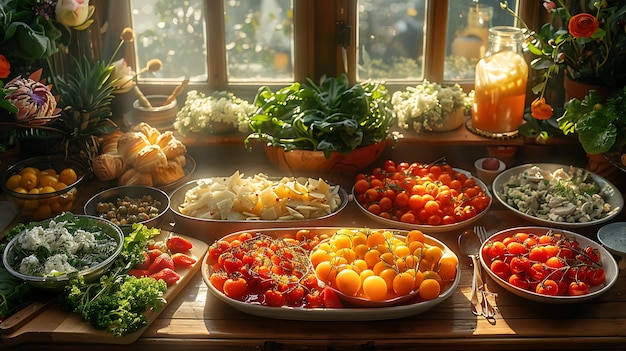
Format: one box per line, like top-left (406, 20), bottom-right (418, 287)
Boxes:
top-left (92, 122), bottom-right (192, 188)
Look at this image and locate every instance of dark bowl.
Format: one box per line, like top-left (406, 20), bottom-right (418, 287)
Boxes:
top-left (1, 155), bottom-right (87, 221)
top-left (83, 185), bottom-right (170, 233)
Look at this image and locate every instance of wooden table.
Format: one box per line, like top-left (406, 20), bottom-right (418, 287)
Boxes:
top-left (1, 142), bottom-right (625, 350)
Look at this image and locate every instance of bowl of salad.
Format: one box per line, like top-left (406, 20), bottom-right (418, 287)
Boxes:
top-left (492, 163), bottom-right (623, 228)
top-left (2, 212), bottom-right (124, 291)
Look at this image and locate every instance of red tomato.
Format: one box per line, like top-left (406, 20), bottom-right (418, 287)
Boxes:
top-left (568, 281), bottom-right (590, 296)
top-left (264, 289), bottom-right (285, 307)
top-left (587, 267), bottom-right (606, 286)
top-left (536, 279), bottom-right (559, 296)
top-left (487, 241), bottom-right (506, 260)
top-left (166, 235), bottom-right (193, 253)
top-left (509, 256), bottom-right (530, 275)
top-left (490, 259), bottom-right (511, 280)
top-left (223, 277), bottom-right (248, 300)
top-left (150, 267), bottom-right (181, 286)
top-left (508, 274), bottom-right (530, 289)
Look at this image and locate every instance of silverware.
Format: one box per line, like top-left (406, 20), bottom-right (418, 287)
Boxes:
top-left (458, 226), bottom-right (498, 322)
top-left (473, 225), bottom-right (498, 321)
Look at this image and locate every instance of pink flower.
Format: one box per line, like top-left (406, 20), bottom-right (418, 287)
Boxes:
top-left (543, 1), bottom-right (557, 12)
top-left (55, 0), bottom-right (92, 29)
top-left (4, 70), bottom-right (59, 124)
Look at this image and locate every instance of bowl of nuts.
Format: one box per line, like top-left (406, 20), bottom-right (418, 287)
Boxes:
top-left (1, 156), bottom-right (87, 221)
top-left (83, 185), bottom-right (170, 232)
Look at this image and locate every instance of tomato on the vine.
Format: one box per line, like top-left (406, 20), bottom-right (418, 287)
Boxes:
top-left (536, 279), bottom-right (559, 296)
top-left (568, 281), bottom-right (589, 296)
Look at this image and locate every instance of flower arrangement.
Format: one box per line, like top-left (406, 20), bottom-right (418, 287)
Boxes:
top-left (173, 90), bottom-right (255, 136)
top-left (0, 0), bottom-right (95, 79)
top-left (500, 0), bottom-right (626, 121)
top-left (392, 80), bottom-right (472, 133)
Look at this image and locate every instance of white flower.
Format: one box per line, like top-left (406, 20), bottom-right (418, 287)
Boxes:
top-left (173, 90), bottom-right (256, 136)
top-left (109, 59), bottom-right (136, 94)
top-left (392, 80), bottom-right (472, 133)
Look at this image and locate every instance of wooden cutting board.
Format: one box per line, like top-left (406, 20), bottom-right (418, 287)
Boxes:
top-left (0, 230), bottom-right (208, 346)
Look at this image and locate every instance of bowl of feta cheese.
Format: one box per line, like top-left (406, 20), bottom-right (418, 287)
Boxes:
top-left (2, 212), bottom-right (124, 291)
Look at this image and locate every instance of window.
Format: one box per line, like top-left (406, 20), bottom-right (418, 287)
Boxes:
top-left (110, 0), bottom-right (531, 93)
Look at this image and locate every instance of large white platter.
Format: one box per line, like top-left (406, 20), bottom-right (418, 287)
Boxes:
top-left (480, 226), bottom-right (618, 304)
top-left (202, 227), bottom-right (460, 321)
top-left (492, 163), bottom-right (623, 228)
top-left (353, 169), bottom-right (492, 233)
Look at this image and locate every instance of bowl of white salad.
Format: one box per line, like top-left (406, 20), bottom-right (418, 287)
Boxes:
top-left (492, 163), bottom-right (623, 228)
top-left (2, 212), bottom-right (124, 291)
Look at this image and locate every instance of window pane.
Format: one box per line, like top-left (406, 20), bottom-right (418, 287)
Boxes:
top-left (224, 0), bottom-right (294, 81)
top-left (358, 0), bottom-right (427, 81)
top-left (131, 0), bottom-right (207, 80)
top-left (445, 0), bottom-right (517, 80)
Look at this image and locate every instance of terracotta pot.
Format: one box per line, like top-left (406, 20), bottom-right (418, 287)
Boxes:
top-left (264, 141), bottom-right (389, 183)
top-left (564, 75), bottom-right (619, 102)
top-left (586, 153), bottom-right (623, 188)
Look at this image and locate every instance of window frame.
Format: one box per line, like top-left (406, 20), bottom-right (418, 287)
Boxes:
top-left (107, 0), bottom-right (536, 96)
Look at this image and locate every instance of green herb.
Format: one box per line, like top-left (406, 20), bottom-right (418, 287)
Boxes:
top-left (558, 87), bottom-right (626, 154)
top-left (244, 74), bottom-right (395, 158)
top-left (60, 223), bottom-right (165, 337)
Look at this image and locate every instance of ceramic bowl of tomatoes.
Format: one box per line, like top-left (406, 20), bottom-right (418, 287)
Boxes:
top-left (479, 226), bottom-right (619, 303)
top-left (353, 159), bottom-right (492, 233)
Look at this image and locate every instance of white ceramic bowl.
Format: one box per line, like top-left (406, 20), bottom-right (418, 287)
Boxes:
top-left (480, 226), bottom-right (618, 303)
top-left (492, 163), bottom-right (623, 228)
top-left (353, 169), bottom-right (492, 233)
top-left (202, 227), bottom-right (460, 321)
top-left (597, 222), bottom-right (626, 269)
top-left (170, 177), bottom-right (349, 241)
top-left (474, 157), bottom-right (506, 188)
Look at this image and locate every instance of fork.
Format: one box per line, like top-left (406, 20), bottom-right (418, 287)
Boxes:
top-left (473, 225), bottom-right (498, 321)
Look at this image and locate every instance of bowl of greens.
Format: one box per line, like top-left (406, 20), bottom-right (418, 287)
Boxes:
top-left (2, 212), bottom-right (124, 291)
top-left (244, 74), bottom-right (395, 175)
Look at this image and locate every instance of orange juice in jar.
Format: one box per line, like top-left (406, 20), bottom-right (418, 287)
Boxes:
top-left (471, 27), bottom-right (528, 136)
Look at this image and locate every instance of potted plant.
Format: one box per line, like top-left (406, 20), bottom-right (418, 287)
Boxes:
top-left (392, 80), bottom-right (472, 133)
top-left (244, 74), bottom-right (395, 175)
top-left (558, 86), bottom-right (626, 185)
top-left (173, 90), bottom-right (255, 136)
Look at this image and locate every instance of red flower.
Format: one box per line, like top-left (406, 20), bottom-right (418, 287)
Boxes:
top-left (568, 13), bottom-right (600, 38)
top-left (531, 97), bottom-right (553, 120)
top-left (0, 55), bottom-right (10, 79)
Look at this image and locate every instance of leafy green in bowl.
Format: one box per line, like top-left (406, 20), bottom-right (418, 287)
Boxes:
top-left (244, 74), bottom-right (395, 159)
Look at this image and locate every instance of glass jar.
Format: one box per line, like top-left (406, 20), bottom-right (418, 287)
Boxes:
top-left (471, 26), bottom-right (528, 137)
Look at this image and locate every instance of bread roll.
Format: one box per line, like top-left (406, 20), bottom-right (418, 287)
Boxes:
top-left (117, 132), bottom-right (150, 161)
top-left (133, 144), bottom-right (168, 172)
top-left (119, 168), bottom-right (153, 186)
top-left (92, 153), bottom-right (125, 181)
top-left (100, 130), bottom-right (123, 155)
top-left (132, 122), bottom-right (161, 144)
top-left (155, 130), bottom-right (175, 149)
top-left (161, 138), bottom-right (187, 159)
top-left (153, 160), bottom-right (185, 185)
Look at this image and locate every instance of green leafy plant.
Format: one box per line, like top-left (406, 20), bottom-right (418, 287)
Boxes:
top-left (558, 86), bottom-right (626, 154)
top-left (244, 74), bottom-right (395, 158)
top-left (49, 56), bottom-right (118, 161)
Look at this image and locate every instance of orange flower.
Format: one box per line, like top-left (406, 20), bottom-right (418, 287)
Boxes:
top-left (530, 97), bottom-right (553, 120)
top-left (568, 13), bottom-right (599, 39)
top-left (0, 54), bottom-right (10, 79)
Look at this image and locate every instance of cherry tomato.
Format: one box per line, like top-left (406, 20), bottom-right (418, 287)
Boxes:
top-left (536, 279), bottom-right (559, 296)
top-left (568, 281), bottom-right (590, 296)
top-left (587, 267), bottom-right (606, 286)
top-left (223, 277), bottom-right (248, 300)
top-left (509, 274), bottom-right (530, 289)
top-left (490, 259), bottom-right (511, 280)
top-left (509, 256), bottom-right (530, 275)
